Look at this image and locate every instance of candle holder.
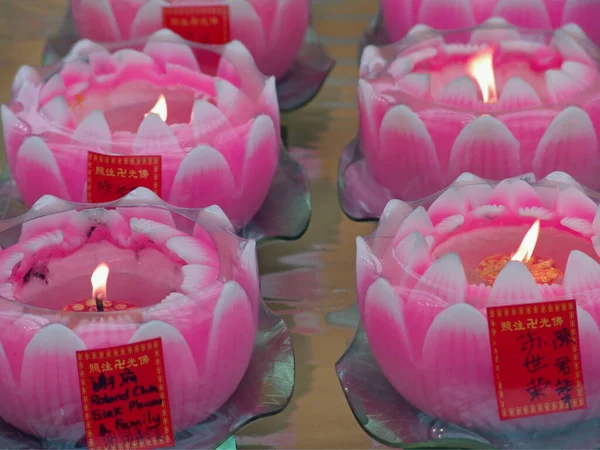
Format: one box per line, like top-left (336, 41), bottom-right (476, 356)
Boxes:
top-left (337, 171), bottom-right (600, 448)
top-left (3, 29), bottom-right (311, 240)
top-left (41, 1), bottom-right (334, 112)
top-left (0, 187), bottom-right (294, 449)
top-left (362, 0), bottom-right (600, 52)
top-left (340, 21), bottom-right (600, 220)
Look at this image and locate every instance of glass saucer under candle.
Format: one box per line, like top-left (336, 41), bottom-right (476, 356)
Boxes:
top-left (347, 171), bottom-right (600, 447)
top-left (340, 20), bottom-right (600, 220)
top-left (0, 187), bottom-right (294, 448)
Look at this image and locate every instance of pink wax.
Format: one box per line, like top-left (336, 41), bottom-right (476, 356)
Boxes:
top-left (357, 174), bottom-right (600, 434)
top-left (3, 30), bottom-right (281, 229)
top-left (359, 23), bottom-right (600, 205)
top-left (0, 188), bottom-right (260, 441)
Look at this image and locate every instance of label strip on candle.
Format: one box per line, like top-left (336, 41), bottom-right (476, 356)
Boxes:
top-left (77, 338), bottom-right (174, 450)
top-left (87, 151), bottom-right (162, 203)
top-left (162, 5), bottom-right (231, 45)
top-left (487, 300), bottom-right (587, 421)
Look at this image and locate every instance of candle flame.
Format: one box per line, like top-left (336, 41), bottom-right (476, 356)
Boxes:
top-left (91, 263), bottom-right (109, 299)
top-left (467, 47), bottom-right (498, 104)
top-left (145, 95), bottom-right (167, 121)
top-left (511, 220), bottom-right (541, 263)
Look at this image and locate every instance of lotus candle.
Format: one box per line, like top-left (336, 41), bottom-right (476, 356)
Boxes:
top-left (356, 22), bottom-right (600, 210)
top-left (357, 172), bottom-right (600, 433)
top-left (69, 0), bottom-right (310, 79)
top-left (379, 0), bottom-right (600, 48)
top-left (0, 187), bottom-right (259, 442)
top-left (2, 29), bottom-right (280, 229)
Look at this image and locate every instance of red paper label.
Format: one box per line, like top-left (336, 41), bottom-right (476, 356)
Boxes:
top-left (162, 6), bottom-right (231, 45)
top-left (77, 338), bottom-right (174, 449)
top-left (488, 300), bottom-right (587, 420)
top-left (87, 151), bottom-right (162, 203)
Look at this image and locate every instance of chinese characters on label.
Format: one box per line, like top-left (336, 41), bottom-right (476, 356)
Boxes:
top-left (77, 338), bottom-right (174, 449)
top-left (162, 6), bottom-right (231, 45)
top-left (488, 300), bottom-right (586, 420)
top-left (87, 151), bottom-right (162, 203)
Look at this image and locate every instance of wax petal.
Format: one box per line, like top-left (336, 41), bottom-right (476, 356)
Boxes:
top-left (74, 0), bottom-right (121, 41)
top-left (229, 2), bottom-right (267, 74)
top-left (488, 262), bottom-right (543, 306)
top-left (420, 304), bottom-right (496, 429)
top-left (546, 69), bottom-right (583, 102)
top-left (380, 0), bottom-right (414, 42)
top-left (376, 105), bottom-right (442, 200)
top-left (192, 99), bottom-right (234, 142)
top-left (239, 115), bottom-right (278, 224)
top-left (470, 2), bottom-right (500, 22)
top-left (436, 76), bottom-right (479, 108)
top-left (219, 40), bottom-right (263, 96)
top-left (470, 24), bottom-right (521, 43)
top-left (449, 115), bottom-right (521, 181)
top-left (533, 107), bottom-right (598, 189)
top-left (562, 61), bottom-right (597, 86)
top-left (411, 253), bottom-right (467, 307)
top-left (356, 237), bottom-right (382, 316)
top-left (261, 76), bottom-right (280, 133)
top-left (420, 109), bottom-right (475, 176)
top-left (65, 40), bottom-right (106, 63)
top-left (118, 205), bottom-right (175, 229)
top-left (575, 306), bottom-right (600, 414)
top-left (259, 0), bottom-right (308, 78)
top-left (499, 109), bottom-right (556, 172)
top-left (360, 46), bottom-right (385, 78)
top-left (74, 317), bottom-right (138, 349)
top-left (387, 57), bottom-right (414, 79)
top-left (129, 0), bottom-right (169, 39)
top-left (435, 214), bottom-right (465, 234)
top-left (397, 73), bottom-right (430, 97)
top-left (498, 77), bottom-right (542, 109)
top-left (561, 1), bottom-right (600, 55)
top-left (394, 206), bottom-right (434, 245)
top-left (20, 324), bottom-right (86, 440)
top-left (0, 252), bottom-right (24, 283)
top-left (129, 320), bottom-right (202, 431)
top-left (143, 41), bottom-right (200, 72)
top-left (181, 264), bottom-right (219, 296)
top-left (165, 64), bottom-right (215, 97)
top-left (564, 250), bottom-right (600, 305)
top-left (382, 231), bottom-right (431, 293)
top-left (492, 0), bottom-right (551, 28)
top-left (428, 188), bottom-right (470, 225)
top-left (487, 179), bottom-right (542, 211)
top-left (234, 239), bottom-right (260, 317)
top-left (471, 204), bottom-right (506, 219)
top-left (364, 279), bottom-right (428, 408)
top-left (169, 145), bottom-right (236, 212)
top-left (130, 218), bottom-right (185, 248)
top-left (215, 79), bottom-right (256, 127)
top-left (12, 65), bottom-right (40, 94)
top-left (1, 105), bottom-right (29, 176)
top-left (80, 209), bottom-right (132, 246)
top-left (166, 235), bottom-right (218, 266)
top-left (358, 79), bottom-right (392, 155)
top-left (14, 137), bottom-right (70, 207)
top-left (72, 110), bottom-right (111, 153)
top-left (39, 74), bottom-right (66, 107)
top-left (0, 341), bottom-right (17, 423)
top-left (39, 96), bottom-right (74, 127)
top-left (551, 28), bottom-right (592, 63)
top-left (134, 113), bottom-right (181, 155)
top-left (561, 216), bottom-right (593, 235)
top-left (248, 0), bottom-right (278, 41)
top-left (113, 49), bottom-right (156, 76)
top-left (453, 173), bottom-right (494, 207)
top-left (418, 0), bottom-right (476, 30)
top-left (203, 281), bottom-right (255, 418)
top-left (373, 200), bottom-right (414, 247)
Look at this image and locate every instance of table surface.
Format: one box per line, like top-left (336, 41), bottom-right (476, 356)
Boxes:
top-left (0, 0), bottom-right (387, 447)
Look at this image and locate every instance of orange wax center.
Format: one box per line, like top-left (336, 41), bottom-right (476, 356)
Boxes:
top-left (63, 299), bottom-right (136, 312)
top-left (477, 254), bottom-right (563, 285)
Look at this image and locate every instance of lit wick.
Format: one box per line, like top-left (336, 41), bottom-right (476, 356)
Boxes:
top-left (91, 263), bottom-right (109, 313)
top-left (467, 47), bottom-right (498, 104)
top-left (477, 220), bottom-right (563, 285)
top-left (145, 94), bottom-right (168, 121)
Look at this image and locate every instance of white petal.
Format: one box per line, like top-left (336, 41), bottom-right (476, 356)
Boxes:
top-left (72, 110), bottom-right (111, 152)
top-left (498, 77), bottom-right (541, 109)
top-left (488, 262), bottom-right (543, 306)
top-left (435, 76), bottom-right (479, 108)
top-left (134, 113), bottom-right (180, 154)
top-left (411, 253), bottom-right (467, 305)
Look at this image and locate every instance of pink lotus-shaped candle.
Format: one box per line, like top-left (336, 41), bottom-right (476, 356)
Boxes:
top-left (70, 0), bottom-right (309, 79)
top-left (380, 0), bottom-right (600, 48)
top-left (357, 171), bottom-right (600, 433)
top-left (2, 29), bottom-right (280, 229)
top-left (0, 187), bottom-right (259, 442)
top-left (356, 22), bottom-right (600, 212)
